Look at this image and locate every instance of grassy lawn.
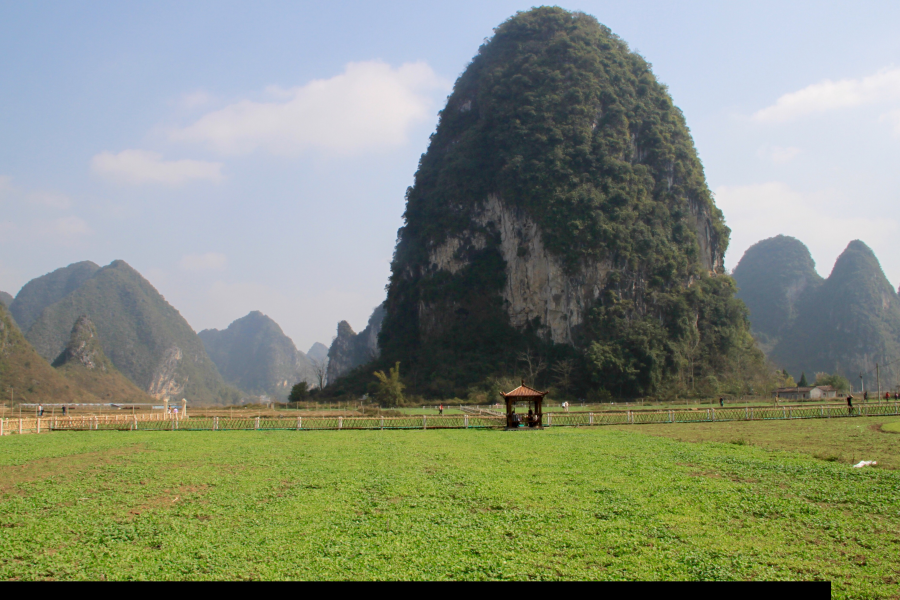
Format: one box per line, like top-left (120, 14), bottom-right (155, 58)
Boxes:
top-left (0, 423), bottom-right (898, 591)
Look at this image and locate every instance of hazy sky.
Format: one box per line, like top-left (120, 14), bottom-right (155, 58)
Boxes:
top-left (2, 1), bottom-right (899, 351)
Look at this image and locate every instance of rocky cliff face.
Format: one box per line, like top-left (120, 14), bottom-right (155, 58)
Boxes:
top-left (326, 305), bottom-right (385, 383)
top-left (52, 315), bottom-right (109, 371)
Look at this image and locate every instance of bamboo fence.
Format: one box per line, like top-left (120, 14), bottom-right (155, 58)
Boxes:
top-left (2, 402), bottom-right (899, 436)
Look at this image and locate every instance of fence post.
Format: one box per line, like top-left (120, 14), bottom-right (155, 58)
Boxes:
top-left (215, 416), bottom-right (219, 431)
top-left (134, 414), bottom-right (138, 430)
top-left (295, 416), bottom-right (300, 431)
top-left (706, 409), bottom-right (710, 421)
top-left (589, 413), bottom-right (594, 425)
top-left (338, 416), bottom-right (343, 430)
top-left (381, 416), bottom-right (385, 430)
top-left (547, 413), bottom-right (552, 427)
top-left (36, 418), bottom-right (40, 434)
top-left (299, 416), bottom-right (303, 430)
top-left (423, 415), bottom-right (427, 430)
top-left (19, 419), bottom-right (22, 434)
top-left (255, 416), bottom-right (260, 430)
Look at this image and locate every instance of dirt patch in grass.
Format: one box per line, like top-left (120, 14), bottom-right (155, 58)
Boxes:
top-left (0, 444), bottom-right (147, 495)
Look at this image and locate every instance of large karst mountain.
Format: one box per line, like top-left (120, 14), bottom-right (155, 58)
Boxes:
top-left (732, 235), bottom-right (823, 352)
top-left (22, 260), bottom-right (239, 404)
top-left (9, 261), bottom-right (100, 331)
top-left (52, 316), bottom-right (153, 403)
top-left (199, 311), bottom-right (317, 399)
top-left (762, 240), bottom-right (900, 387)
top-left (373, 7), bottom-right (760, 397)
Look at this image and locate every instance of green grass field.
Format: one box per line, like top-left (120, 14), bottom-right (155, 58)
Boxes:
top-left (1, 420), bottom-right (899, 591)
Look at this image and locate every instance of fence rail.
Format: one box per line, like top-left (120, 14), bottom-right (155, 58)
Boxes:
top-left (2, 403), bottom-right (899, 436)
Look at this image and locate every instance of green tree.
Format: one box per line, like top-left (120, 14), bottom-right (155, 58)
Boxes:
top-left (288, 381), bottom-right (309, 403)
top-left (373, 362), bottom-right (405, 407)
top-left (814, 372), bottom-right (850, 393)
top-left (798, 372), bottom-right (809, 387)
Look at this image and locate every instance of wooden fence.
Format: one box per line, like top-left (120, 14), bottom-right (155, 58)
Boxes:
top-left (1, 403), bottom-right (898, 436)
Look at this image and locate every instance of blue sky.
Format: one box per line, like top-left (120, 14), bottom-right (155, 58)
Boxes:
top-left (2, 1), bottom-right (899, 351)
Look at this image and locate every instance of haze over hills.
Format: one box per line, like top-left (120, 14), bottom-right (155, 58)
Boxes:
top-left (326, 305), bottom-right (384, 383)
top-left (732, 235), bottom-right (824, 352)
top-left (9, 261), bottom-right (100, 332)
top-left (306, 342), bottom-right (329, 366)
top-left (23, 260), bottom-right (239, 405)
top-left (768, 240), bottom-right (900, 390)
top-left (0, 302), bottom-right (98, 405)
top-left (52, 315), bottom-right (153, 404)
top-left (365, 7), bottom-right (762, 398)
top-left (199, 311), bottom-right (318, 399)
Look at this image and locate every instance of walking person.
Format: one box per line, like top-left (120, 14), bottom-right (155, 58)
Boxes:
top-left (847, 395), bottom-right (853, 415)
top-left (719, 397), bottom-right (724, 407)
top-left (439, 404), bottom-right (443, 416)
top-left (38, 403), bottom-right (44, 417)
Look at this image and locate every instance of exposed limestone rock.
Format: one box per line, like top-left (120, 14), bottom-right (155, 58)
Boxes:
top-left (326, 306), bottom-right (385, 383)
top-left (147, 346), bottom-right (185, 399)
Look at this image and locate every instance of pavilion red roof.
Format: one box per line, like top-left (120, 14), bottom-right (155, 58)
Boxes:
top-left (501, 382), bottom-right (549, 398)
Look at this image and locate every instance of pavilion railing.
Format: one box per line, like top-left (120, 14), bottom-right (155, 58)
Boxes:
top-left (1, 402), bottom-right (898, 435)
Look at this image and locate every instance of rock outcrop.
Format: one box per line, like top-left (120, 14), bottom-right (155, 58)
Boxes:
top-left (326, 305), bottom-right (385, 383)
top-left (52, 315), bottom-right (152, 402)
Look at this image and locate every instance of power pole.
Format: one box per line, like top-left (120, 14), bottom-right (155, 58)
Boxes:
top-left (876, 363), bottom-right (881, 402)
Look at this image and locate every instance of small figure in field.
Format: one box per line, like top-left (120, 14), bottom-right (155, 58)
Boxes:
top-left (62, 405), bottom-right (67, 416)
top-left (847, 395), bottom-right (853, 415)
top-left (439, 404), bottom-right (443, 416)
top-left (38, 403), bottom-right (44, 417)
top-left (719, 397), bottom-right (724, 407)
top-left (563, 401), bottom-right (569, 413)
top-left (864, 391), bottom-right (868, 402)
top-left (886, 392), bottom-right (891, 401)
top-left (173, 407), bottom-right (179, 418)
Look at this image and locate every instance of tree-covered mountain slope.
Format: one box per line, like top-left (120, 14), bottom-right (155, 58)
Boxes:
top-left (327, 305), bottom-right (385, 383)
top-left (9, 261), bottom-right (99, 332)
top-left (0, 291), bottom-right (12, 308)
top-left (772, 240), bottom-right (900, 388)
top-left (732, 235), bottom-right (823, 351)
top-left (374, 7), bottom-right (762, 398)
top-left (0, 303), bottom-right (98, 405)
top-left (199, 311), bottom-right (315, 399)
top-left (52, 315), bottom-right (153, 403)
top-left (25, 260), bottom-right (238, 405)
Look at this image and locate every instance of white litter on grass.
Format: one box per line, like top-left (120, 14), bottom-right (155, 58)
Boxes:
top-left (852, 460), bottom-right (877, 468)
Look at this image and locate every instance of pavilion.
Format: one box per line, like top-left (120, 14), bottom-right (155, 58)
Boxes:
top-left (501, 381), bottom-right (548, 429)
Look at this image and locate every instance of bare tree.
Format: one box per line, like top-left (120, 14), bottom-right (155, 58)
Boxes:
top-left (551, 358), bottom-right (575, 395)
top-left (517, 348), bottom-right (546, 385)
top-left (311, 358), bottom-right (328, 390)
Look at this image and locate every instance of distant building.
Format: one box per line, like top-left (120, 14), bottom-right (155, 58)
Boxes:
top-left (775, 385), bottom-right (837, 400)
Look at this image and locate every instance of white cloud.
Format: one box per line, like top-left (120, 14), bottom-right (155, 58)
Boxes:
top-left (51, 216), bottom-right (92, 236)
top-left (181, 90), bottom-right (212, 109)
top-left (753, 67), bottom-right (900, 123)
top-left (169, 60), bottom-right (447, 156)
top-left (91, 149), bottom-right (224, 185)
top-left (0, 176), bottom-right (72, 208)
top-left (716, 182), bottom-right (897, 279)
top-left (757, 145), bottom-right (801, 164)
top-left (179, 252), bottom-right (227, 272)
